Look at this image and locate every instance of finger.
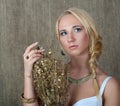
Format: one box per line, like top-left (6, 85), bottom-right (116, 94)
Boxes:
top-left (23, 48), bottom-right (45, 61)
top-left (31, 56), bottom-right (41, 64)
top-left (29, 53), bottom-right (42, 62)
top-left (24, 42), bottom-right (39, 56)
top-left (28, 49), bottom-right (38, 57)
top-left (30, 53), bottom-right (42, 59)
top-left (28, 48), bottom-right (45, 57)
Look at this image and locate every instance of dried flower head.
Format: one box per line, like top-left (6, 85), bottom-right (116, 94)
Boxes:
top-left (33, 50), bottom-right (68, 106)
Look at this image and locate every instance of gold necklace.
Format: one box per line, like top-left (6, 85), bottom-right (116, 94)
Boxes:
top-left (68, 73), bottom-right (92, 84)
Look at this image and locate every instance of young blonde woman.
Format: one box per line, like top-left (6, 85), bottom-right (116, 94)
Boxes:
top-left (22, 7), bottom-right (120, 106)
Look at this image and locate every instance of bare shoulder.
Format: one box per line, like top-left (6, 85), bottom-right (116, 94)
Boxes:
top-left (105, 77), bottom-right (120, 94)
top-left (104, 77), bottom-right (120, 106)
top-left (108, 77), bottom-right (120, 89)
top-left (96, 68), bottom-right (120, 105)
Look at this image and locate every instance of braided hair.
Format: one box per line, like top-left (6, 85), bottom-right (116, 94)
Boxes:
top-left (56, 7), bottom-right (103, 95)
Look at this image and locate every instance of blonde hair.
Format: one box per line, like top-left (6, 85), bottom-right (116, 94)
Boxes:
top-left (56, 7), bottom-right (103, 95)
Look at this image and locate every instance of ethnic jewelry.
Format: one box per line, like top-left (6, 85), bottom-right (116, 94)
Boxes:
top-left (61, 50), bottom-right (65, 56)
top-left (68, 73), bottom-right (92, 84)
top-left (26, 55), bottom-right (29, 59)
top-left (21, 93), bottom-right (36, 103)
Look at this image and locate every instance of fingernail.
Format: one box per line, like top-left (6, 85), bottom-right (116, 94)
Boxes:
top-left (35, 42), bottom-right (39, 44)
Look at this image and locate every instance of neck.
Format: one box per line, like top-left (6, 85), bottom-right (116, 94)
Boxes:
top-left (69, 52), bottom-right (90, 75)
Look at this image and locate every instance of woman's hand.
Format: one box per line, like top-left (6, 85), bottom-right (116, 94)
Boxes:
top-left (22, 42), bottom-right (44, 106)
top-left (23, 42), bottom-right (45, 77)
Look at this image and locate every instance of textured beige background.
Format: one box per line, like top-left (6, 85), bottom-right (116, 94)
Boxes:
top-left (0, 0), bottom-right (120, 105)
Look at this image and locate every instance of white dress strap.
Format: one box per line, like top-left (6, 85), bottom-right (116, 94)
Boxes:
top-left (99, 76), bottom-right (112, 96)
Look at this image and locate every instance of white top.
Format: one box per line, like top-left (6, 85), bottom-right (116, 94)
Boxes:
top-left (73, 76), bottom-right (112, 106)
top-left (44, 76), bottom-right (111, 106)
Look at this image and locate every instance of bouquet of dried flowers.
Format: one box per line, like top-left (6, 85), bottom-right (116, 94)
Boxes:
top-left (32, 50), bottom-right (68, 106)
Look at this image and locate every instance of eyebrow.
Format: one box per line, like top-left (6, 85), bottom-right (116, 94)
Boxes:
top-left (59, 29), bottom-right (66, 33)
top-left (59, 25), bottom-right (83, 32)
top-left (72, 25), bottom-right (83, 28)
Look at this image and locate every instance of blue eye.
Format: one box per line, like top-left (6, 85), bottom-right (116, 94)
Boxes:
top-left (74, 27), bottom-right (82, 33)
top-left (60, 31), bottom-right (67, 36)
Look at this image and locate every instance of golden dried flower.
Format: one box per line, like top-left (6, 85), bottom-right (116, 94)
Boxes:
top-left (32, 50), bottom-right (68, 106)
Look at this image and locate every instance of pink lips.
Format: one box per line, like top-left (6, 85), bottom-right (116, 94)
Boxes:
top-left (69, 45), bottom-right (78, 50)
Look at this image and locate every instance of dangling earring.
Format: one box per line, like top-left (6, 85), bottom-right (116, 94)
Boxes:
top-left (61, 50), bottom-right (65, 56)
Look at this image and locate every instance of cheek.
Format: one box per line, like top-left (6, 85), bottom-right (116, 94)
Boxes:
top-left (83, 34), bottom-right (89, 43)
top-left (59, 37), bottom-right (68, 49)
top-left (78, 33), bottom-right (90, 46)
top-left (82, 31), bottom-right (89, 40)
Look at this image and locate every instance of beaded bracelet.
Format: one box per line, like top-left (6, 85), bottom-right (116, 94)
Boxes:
top-left (21, 93), bottom-right (36, 103)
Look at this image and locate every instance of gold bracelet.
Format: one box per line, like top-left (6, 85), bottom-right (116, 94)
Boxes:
top-left (21, 93), bottom-right (36, 103)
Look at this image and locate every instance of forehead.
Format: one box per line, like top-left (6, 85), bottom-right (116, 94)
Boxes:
top-left (58, 14), bottom-right (82, 30)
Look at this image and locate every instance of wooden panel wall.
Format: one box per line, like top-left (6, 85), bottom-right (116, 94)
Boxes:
top-left (0, 0), bottom-right (120, 105)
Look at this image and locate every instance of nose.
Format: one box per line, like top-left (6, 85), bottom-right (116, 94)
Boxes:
top-left (67, 32), bottom-right (75, 42)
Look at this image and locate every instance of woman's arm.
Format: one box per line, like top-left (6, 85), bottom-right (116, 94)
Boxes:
top-left (23, 74), bottom-right (39, 106)
top-left (104, 77), bottom-right (120, 106)
top-left (22, 42), bottom-right (45, 106)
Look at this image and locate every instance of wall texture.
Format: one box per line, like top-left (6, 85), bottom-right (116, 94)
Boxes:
top-left (0, 0), bottom-right (120, 105)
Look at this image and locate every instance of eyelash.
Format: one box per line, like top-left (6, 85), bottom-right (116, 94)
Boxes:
top-left (60, 27), bottom-right (83, 36)
top-left (60, 31), bottom-right (67, 36)
top-left (74, 27), bottom-right (82, 32)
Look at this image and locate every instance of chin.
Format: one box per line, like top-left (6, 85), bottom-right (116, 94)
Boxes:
top-left (68, 50), bottom-right (88, 57)
top-left (68, 51), bottom-right (81, 56)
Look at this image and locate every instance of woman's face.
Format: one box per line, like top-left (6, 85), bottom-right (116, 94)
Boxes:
top-left (58, 14), bottom-right (90, 56)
